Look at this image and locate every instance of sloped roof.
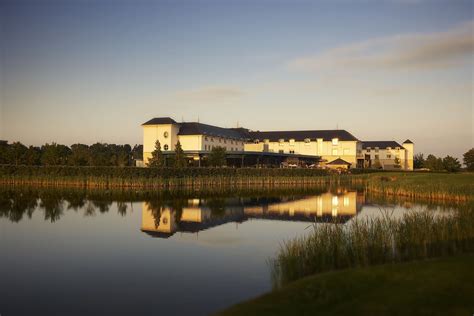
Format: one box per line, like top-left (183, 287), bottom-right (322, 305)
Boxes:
top-left (178, 122), bottom-right (249, 139)
top-left (142, 117), bottom-right (177, 125)
top-left (403, 139), bottom-right (413, 144)
top-left (327, 158), bottom-right (352, 166)
top-left (248, 130), bottom-right (358, 142)
top-left (362, 141), bottom-right (402, 149)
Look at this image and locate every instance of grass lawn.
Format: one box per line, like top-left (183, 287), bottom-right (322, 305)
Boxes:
top-left (217, 254), bottom-right (474, 316)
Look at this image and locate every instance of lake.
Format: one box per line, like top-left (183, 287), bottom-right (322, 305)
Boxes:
top-left (0, 186), bottom-right (453, 315)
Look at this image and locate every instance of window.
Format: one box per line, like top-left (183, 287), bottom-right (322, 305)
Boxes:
top-left (205, 136), bottom-right (208, 141)
top-left (254, 139), bottom-right (260, 144)
top-left (279, 139), bottom-right (285, 144)
top-left (304, 138), bottom-right (311, 144)
top-left (290, 150), bottom-right (295, 154)
top-left (289, 139), bottom-right (295, 146)
top-left (332, 138), bottom-right (339, 145)
top-left (375, 154), bottom-right (379, 160)
top-left (375, 147), bottom-right (379, 153)
top-left (224, 139), bottom-right (227, 144)
top-left (387, 154), bottom-right (392, 159)
top-left (211, 138), bottom-right (214, 142)
top-left (163, 131), bottom-right (169, 138)
top-left (366, 149), bottom-right (371, 153)
top-left (164, 144), bottom-right (169, 150)
top-left (279, 150), bottom-right (284, 153)
top-left (332, 149), bottom-right (338, 155)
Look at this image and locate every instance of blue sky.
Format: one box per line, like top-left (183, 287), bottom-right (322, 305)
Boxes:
top-left (1, 0), bottom-right (472, 158)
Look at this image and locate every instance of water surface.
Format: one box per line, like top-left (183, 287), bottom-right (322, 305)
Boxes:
top-left (0, 187), bottom-right (452, 315)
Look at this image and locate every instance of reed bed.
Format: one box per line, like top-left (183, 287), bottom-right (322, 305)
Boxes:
top-left (271, 203), bottom-right (474, 288)
top-left (0, 165), bottom-right (358, 189)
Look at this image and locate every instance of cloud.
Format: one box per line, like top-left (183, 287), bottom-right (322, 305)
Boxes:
top-left (289, 20), bottom-right (474, 72)
top-left (174, 86), bottom-right (244, 102)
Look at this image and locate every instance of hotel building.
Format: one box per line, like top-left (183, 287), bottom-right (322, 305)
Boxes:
top-left (142, 117), bottom-right (413, 170)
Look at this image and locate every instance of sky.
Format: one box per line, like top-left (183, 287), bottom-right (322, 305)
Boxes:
top-left (0, 0), bottom-right (472, 158)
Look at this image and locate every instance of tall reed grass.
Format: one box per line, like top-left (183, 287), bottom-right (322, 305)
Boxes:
top-left (271, 203), bottom-right (474, 288)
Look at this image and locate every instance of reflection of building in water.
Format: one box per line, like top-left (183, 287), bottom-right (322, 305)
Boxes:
top-left (244, 192), bottom-right (358, 221)
top-left (141, 192), bottom-right (362, 238)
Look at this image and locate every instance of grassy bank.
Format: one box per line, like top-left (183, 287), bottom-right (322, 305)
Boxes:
top-left (363, 172), bottom-right (473, 202)
top-left (217, 254), bottom-right (474, 316)
top-left (271, 202), bottom-right (474, 287)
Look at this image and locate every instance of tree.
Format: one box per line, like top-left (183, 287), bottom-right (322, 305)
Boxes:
top-left (89, 143), bottom-right (110, 166)
top-left (442, 155), bottom-right (461, 172)
top-left (0, 141), bottom-right (9, 164)
top-left (174, 141), bottom-right (187, 168)
top-left (131, 144), bottom-right (143, 162)
top-left (463, 148), bottom-right (474, 171)
top-left (25, 146), bottom-right (42, 165)
top-left (424, 154), bottom-right (444, 171)
top-left (393, 157), bottom-right (401, 169)
top-left (372, 157), bottom-right (382, 169)
top-left (208, 146), bottom-right (227, 167)
top-left (70, 144), bottom-right (90, 166)
top-left (9, 142), bottom-right (28, 165)
top-left (414, 153), bottom-right (425, 169)
top-left (147, 140), bottom-right (164, 168)
top-left (41, 143), bottom-right (71, 165)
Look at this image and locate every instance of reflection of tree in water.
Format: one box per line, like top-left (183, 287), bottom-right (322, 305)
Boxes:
top-left (0, 189), bottom-right (38, 222)
top-left (39, 191), bottom-right (64, 223)
top-left (117, 202), bottom-right (128, 217)
top-left (83, 201), bottom-right (97, 217)
top-left (169, 198), bottom-right (185, 223)
top-left (91, 200), bottom-right (112, 214)
top-left (66, 194), bottom-right (87, 211)
top-left (147, 199), bottom-right (165, 228)
top-left (207, 198), bottom-right (226, 217)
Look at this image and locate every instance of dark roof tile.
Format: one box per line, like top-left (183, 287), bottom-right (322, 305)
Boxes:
top-left (362, 141), bottom-right (402, 149)
top-left (327, 158), bottom-right (352, 165)
top-left (248, 130), bottom-right (358, 142)
top-left (178, 122), bottom-right (249, 139)
top-left (142, 117), bottom-right (177, 125)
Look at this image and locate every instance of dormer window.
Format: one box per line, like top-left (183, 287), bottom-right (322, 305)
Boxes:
top-left (289, 139), bottom-right (295, 146)
top-left (304, 138), bottom-right (311, 143)
top-left (254, 139), bottom-right (260, 144)
top-left (332, 138), bottom-right (339, 145)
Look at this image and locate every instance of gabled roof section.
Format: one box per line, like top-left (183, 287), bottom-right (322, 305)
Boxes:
top-left (248, 130), bottom-right (359, 142)
top-left (327, 158), bottom-right (351, 165)
top-left (403, 139), bottom-right (413, 144)
top-left (142, 117), bottom-right (177, 125)
top-left (362, 141), bottom-right (402, 149)
top-left (178, 122), bottom-right (249, 139)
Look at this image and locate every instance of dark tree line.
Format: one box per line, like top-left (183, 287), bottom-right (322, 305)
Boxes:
top-left (413, 150), bottom-right (474, 172)
top-left (0, 141), bottom-right (143, 166)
